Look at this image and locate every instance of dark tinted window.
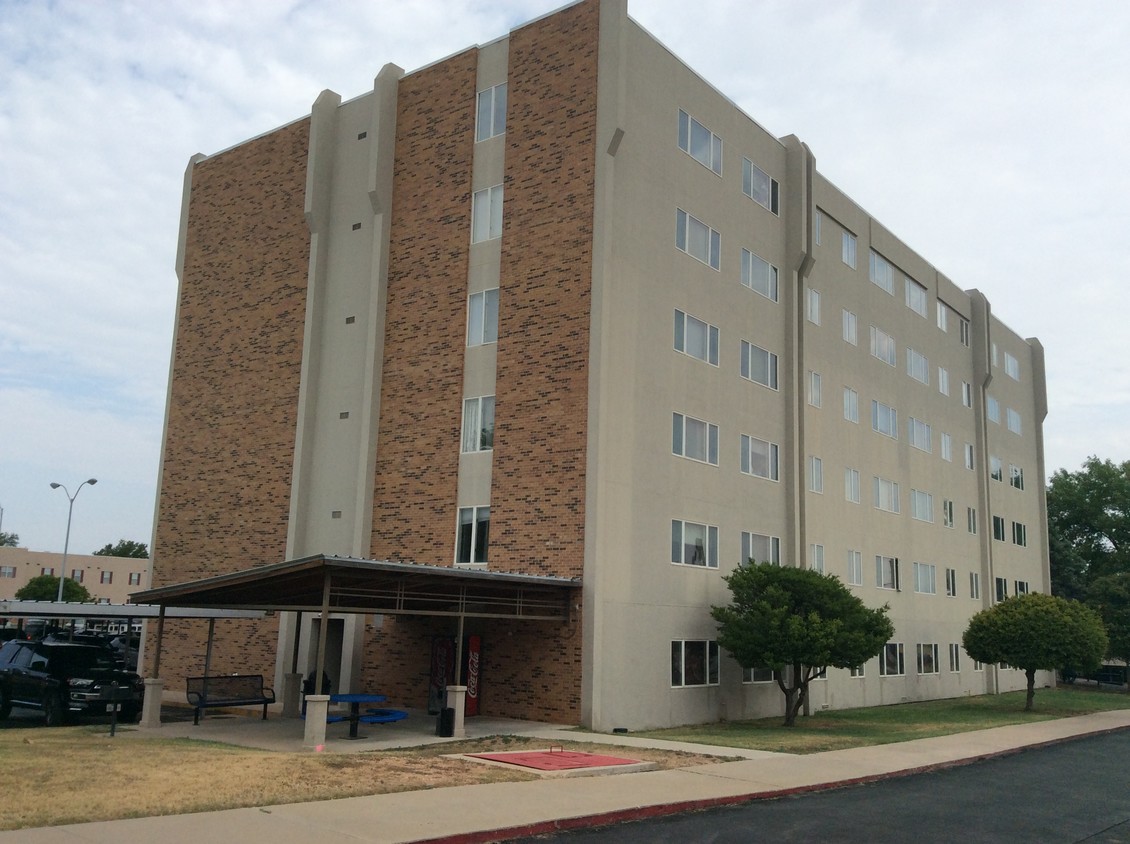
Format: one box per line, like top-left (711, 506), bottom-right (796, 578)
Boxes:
top-left (52, 646), bottom-right (119, 674)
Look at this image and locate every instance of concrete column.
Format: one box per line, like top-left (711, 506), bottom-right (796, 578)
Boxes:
top-left (303, 695), bottom-right (330, 749)
top-left (282, 672), bottom-right (303, 718)
top-left (447, 685), bottom-right (467, 738)
top-left (141, 678), bottom-right (164, 728)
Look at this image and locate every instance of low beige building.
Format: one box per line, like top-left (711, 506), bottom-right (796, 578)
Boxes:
top-left (0, 547), bottom-right (150, 606)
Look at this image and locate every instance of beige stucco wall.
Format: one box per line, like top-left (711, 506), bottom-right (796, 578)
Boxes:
top-left (0, 547), bottom-right (150, 606)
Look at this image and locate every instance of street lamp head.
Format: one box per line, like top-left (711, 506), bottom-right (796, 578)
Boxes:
top-left (50, 482), bottom-right (61, 489)
top-left (86, 478), bottom-right (98, 486)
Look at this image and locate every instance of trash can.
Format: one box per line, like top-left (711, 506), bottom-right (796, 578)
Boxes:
top-left (436, 707), bottom-right (455, 737)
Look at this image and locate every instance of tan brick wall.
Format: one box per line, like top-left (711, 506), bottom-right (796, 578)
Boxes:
top-left (147, 120), bottom-right (311, 681)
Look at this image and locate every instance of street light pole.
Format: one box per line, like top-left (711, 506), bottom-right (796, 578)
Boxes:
top-left (50, 479), bottom-right (98, 602)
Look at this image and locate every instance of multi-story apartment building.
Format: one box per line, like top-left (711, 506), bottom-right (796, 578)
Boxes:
top-left (149, 0), bottom-right (1049, 730)
top-left (0, 547), bottom-right (150, 605)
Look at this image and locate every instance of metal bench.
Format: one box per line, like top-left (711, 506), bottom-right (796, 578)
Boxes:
top-left (186, 674), bottom-right (275, 725)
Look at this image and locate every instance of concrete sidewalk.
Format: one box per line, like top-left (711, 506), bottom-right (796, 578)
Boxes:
top-left (7, 709), bottom-right (1130, 843)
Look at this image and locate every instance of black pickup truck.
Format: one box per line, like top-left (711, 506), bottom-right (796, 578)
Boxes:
top-left (0, 640), bottom-right (143, 725)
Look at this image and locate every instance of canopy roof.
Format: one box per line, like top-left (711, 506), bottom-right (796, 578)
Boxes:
top-left (131, 555), bottom-right (579, 622)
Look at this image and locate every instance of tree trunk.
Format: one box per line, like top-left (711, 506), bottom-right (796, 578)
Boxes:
top-left (779, 662), bottom-right (808, 727)
top-left (1025, 668), bottom-right (1036, 711)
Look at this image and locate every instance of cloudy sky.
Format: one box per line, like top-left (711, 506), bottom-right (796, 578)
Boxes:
top-left (2, 0), bottom-right (1127, 554)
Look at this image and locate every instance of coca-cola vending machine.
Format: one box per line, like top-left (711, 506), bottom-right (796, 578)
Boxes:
top-left (463, 634), bottom-right (481, 716)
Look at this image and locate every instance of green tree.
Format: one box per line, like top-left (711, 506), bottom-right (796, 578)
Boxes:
top-left (14, 575), bottom-right (93, 603)
top-left (712, 563), bottom-right (894, 727)
top-left (963, 593), bottom-right (1107, 711)
top-left (0, 531), bottom-right (18, 547)
top-left (93, 539), bottom-right (148, 558)
top-left (1087, 572), bottom-right (1130, 686)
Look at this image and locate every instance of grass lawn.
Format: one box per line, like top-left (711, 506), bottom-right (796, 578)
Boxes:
top-left (631, 684), bottom-right (1130, 754)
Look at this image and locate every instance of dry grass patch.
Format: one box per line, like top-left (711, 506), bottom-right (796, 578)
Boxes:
top-left (0, 729), bottom-right (723, 831)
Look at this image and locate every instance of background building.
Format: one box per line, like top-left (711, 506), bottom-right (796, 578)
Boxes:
top-left (0, 546), bottom-right (150, 606)
top-left (149, 0), bottom-right (1049, 730)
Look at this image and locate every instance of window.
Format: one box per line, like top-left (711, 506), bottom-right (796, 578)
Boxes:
top-left (945, 567), bottom-right (957, 597)
top-left (808, 371), bottom-right (822, 407)
top-left (942, 499), bottom-right (955, 528)
top-left (471, 185), bottom-right (503, 242)
top-left (671, 640), bottom-right (720, 687)
top-left (879, 642), bottom-right (904, 676)
top-left (908, 417), bottom-right (932, 452)
top-left (868, 250), bottom-right (893, 293)
top-left (810, 544), bottom-right (825, 573)
top-left (937, 302), bottom-right (949, 332)
top-left (847, 550), bottom-right (863, 586)
top-left (815, 210), bottom-right (822, 244)
top-left (870, 326), bottom-right (896, 366)
top-left (905, 278), bottom-right (927, 316)
top-left (876, 555), bottom-right (900, 590)
top-left (456, 506), bottom-right (490, 564)
top-left (740, 341), bottom-right (778, 389)
top-left (676, 209), bottom-right (721, 269)
top-left (672, 520), bottom-right (719, 568)
top-left (949, 643), bottom-right (961, 671)
top-left (967, 506), bottom-right (978, 535)
top-left (959, 317), bottom-right (971, 347)
top-left (1015, 580), bottom-right (1030, 596)
top-left (99, 570), bottom-right (112, 585)
top-left (990, 455), bottom-right (1003, 482)
top-left (743, 665), bottom-right (774, 683)
top-left (1012, 522), bottom-right (1028, 547)
top-left (874, 477), bottom-right (900, 513)
top-left (872, 400), bottom-right (898, 438)
top-left (462, 395), bottom-right (495, 453)
top-left (992, 515), bottom-right (1006, 542)
top-left (913, 562), bottom-right (937, 595)
top-left (845, 468), bottom-right (861, 503)
top-left (849, 664), bottom-right (866, 678)
top-left (906, 349), bottom-right (929, 384)
top-left (467, 288), bottom-right (499, 346)
top-left (970, 572), bottom-right (981, 599)
top-left (72, 569), bottom-right (83, 583)
top-left (1007, 408), bottom-right (1022, 435)
top-left (917, 644), bottom-right (939, 674)
top-left (0, 566), bottom-right (14, 578)
top-left (740, 434), bottom-right (779, 480)
top-left (678, 109), bottom-right (723, 174)
top-left (985, 395), bottom-right (1000, 424)
top-left (973, 658), bottom-right (984, 671)
top-left (675, 310), bottom-right (720, 365)
top-left (809, 456), bottom-right (823, 493)
top-left (941, 433), bottom-right (953, 462)
top-left (961, 381), bottom-right (973, 408)
top-left (911, 489), bottom-right (933, 522)
top-left (476, 83), bottom-right (507, 141)
top-left (740, 250), bottom-right (779, 301)
top-left (995, 577), bottom-right (1008, 602)
top-left (964, 443), bottom-right (975, 470)
top-left (742, 158), bottom-right (779, 213)
top-left (41, 567), bottom-right (54, 576)
top-left (672, 412), bottom-right (719, 465)
top-left (842, 309), bottom-right (858, 345)
top-left (1009, 464), bottom-right (1025, 490)
top-left (842, 231), bottom-right (857, 268)
top-left (128, 572), bottom-right (142, 586)
top-left (843, 387), bottom-right (859, 423)
top-left (992, 343), bottom-right (998, 368)
top-left (742, 531), bottom-right (781, 566)
top-left (938, 367), bottom-right (950, 396)
top-left (1005, 352), bottom-right (1020, 380)
top-left (806, 288), bottom-right (821, 325)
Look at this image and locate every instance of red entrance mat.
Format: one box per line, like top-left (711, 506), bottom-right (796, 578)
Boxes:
top-left (467, 749), bottom-right (640, 771)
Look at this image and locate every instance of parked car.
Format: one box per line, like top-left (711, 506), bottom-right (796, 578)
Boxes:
top-left (0, 640), bottom-right (144, 725)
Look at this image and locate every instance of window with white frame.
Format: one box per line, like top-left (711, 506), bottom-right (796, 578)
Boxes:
top-left (41, 567), bottom-right (54, 576)
top-left (1012, 522), bottom-right (1028, 547)
top-left (995, 576), bottom-right (1008, 602)
top-left (806, 288), bottom-right (821, 324)
top-left (876, 556), bottom-right (900, 590)
top-left (943, 499), bottom-right (955, 528)
top-left (970, 571), bottom-right (981, 599)
top-left (810, 544), bottom-right (825, 573)
top-left (671, 520), bottom-right (719, 568)
top-left (471, 185), bottom-right (503, 242)
top-left (987, 395), bottom-right (1000, 423)
top-left (678, 109), bottom-right (723, 174)
top-left (675, 310), bottom-right (720, 366)
top-left (967, 506), bottom-right (978, 535)
top-left (740, 340), bottom-right (778, 389)
top-left (959, 317), bottom-right (971, 347)
top-left (742, 531), bottom-right (781, 566)
top-left (0, 566), bottom-right (15, 578)
top-left (938, 367), bottom-right (950, 396)
top-left (671, 639), bottom-right (720, 687)
top-left (476, 83), bottom-right (507, 141)
top-left (128, 572), bottom-right (142, 586)
top-left (905, 278), bottom-right (928, 316)
top-left (1007, 408), bottom-right (1022, 434)
top-left (843, 387), bottom-right (859, 423)
top-left (815, 210), bottom-right (822, 244)
top-left (842, 309), bottom-right (858, 345)
top-left (847, 550), bottom-right (863, 585)
top-left (742, 665), bottom-right (775, 683)
top-left (945, 567), bottom-right (957, 597)
top-left (937, 302), bottom-right (949, 332)
top-left (870, 326), bottom-right (896, 366)
top-left (809, 456), bottom-right (823, 493)
top-left (1004, 352), bottom-right (1020, 380)
top-left (845, 468), bottom-right (861, 504)
top-left (72, 569), bottom-right (83, 582)
top-left (461, 395), bottom-right (495, 453)
top-left (467, 288), bottom-right (499, 346)
top-left (992, 343), bottom-right (998, 367)
top-left (906, 348), bottom-right (929, 384)
top-left (913, 561), bottom-right (936, 594)
top-left (948, 643), bottom-right (961, 671)
top-left (964, 442), bottom-right (975, 470)
top-left (917, 643), bottom-right (939, 674)
top-left (849, 664), bottom-right (866, 678)
top-left (879, 642), bottom-right (904, 675)
top-left (990, 455), bottom-right (1003, 482)
top-left (842, 231), bottom-right (857, 268)
top-left (941, 433), bottom-right (952, 462)
top-left (874, 476), bottom-right (900, 513)
top-left (992, 515), bottom-right (1006, 542)
top-left (911, 489), bottom-right (933, 522)
top-left (456, 505), bottom-right (490, 564)
top-left (908, 417), bottom-right (932, 452)
top-left (742, 158), bottom-right (779, 213)
top-left (961, 381), bottom-right (973, 408)
top-left (1009, 464), bottom-right (1025, 490)
top-left (741, 249), bottom-right (779, 301)
top-left (1014, 579), bottom-right (1030, 595)
top-left (672, 412), bottom-right (719, 465)
top-left (740, 434), bottom-right (779, 480)
top-left (676, 208), bottom-right (721, 269)
top-left (872, 400), bottom-right (898, 438)
top-left (808, 371), bottom-right (822, 407)
top-left (869, 250), bottom-right (893, 293)
top-left (99, 570), bottom-right (112, 584)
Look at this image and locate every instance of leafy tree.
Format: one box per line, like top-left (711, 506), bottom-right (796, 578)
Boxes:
top-left (14, 575), bottom-right (93, 603)
top-left (93, 539), bottom-right (149, 558)
top-left (963, 593), bottom-right (1107, 711)
top-left (1087, 572), bottom-right (1130, 686)
top-left (712, 563), bottom-right (894, 727)
top-left (0, 531), bottom-right (18, 547)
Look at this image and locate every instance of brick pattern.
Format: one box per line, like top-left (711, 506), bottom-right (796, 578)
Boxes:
top-left (146, 121), bottom-right (310, 680)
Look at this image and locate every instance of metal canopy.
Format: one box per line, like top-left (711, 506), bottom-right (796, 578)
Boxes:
top-left (0, 600), bottom-right (266, 620)
top-left (130, 554), bottom-right (579, 622)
